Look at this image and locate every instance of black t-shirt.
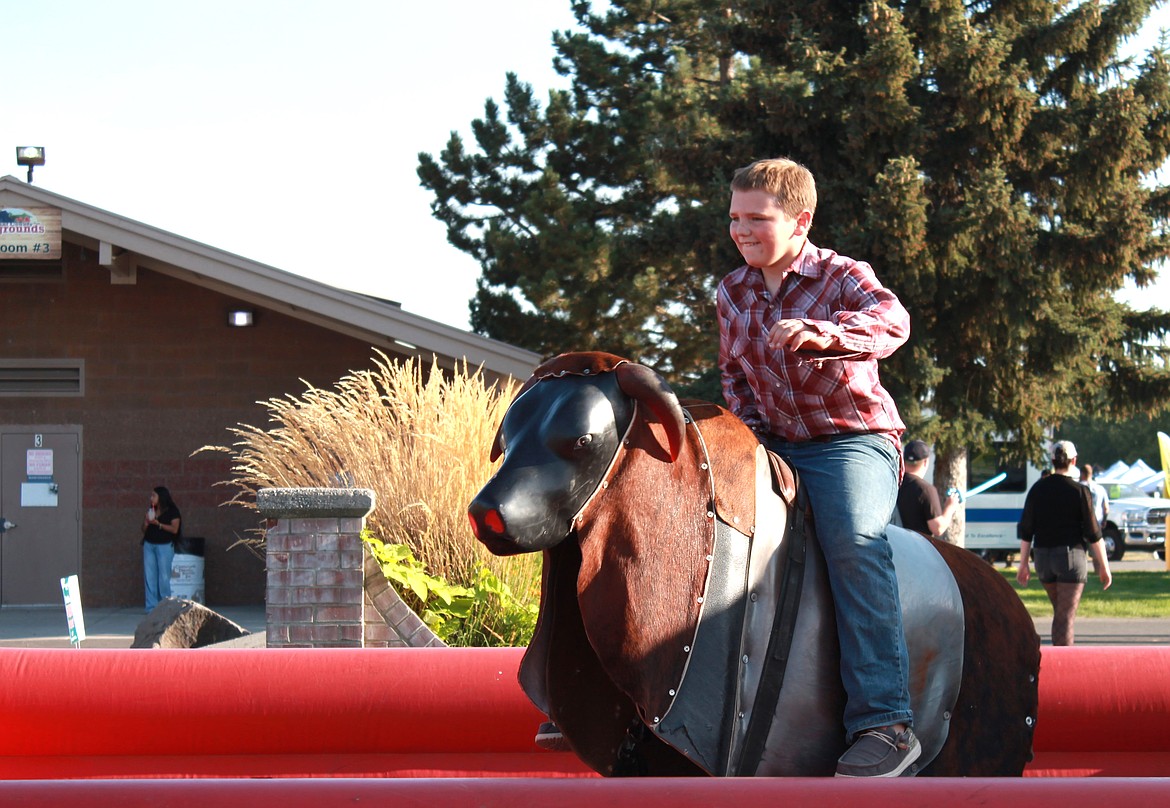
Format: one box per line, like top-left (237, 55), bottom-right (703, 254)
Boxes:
top-left (144, 505), bottom-right (181, 545)
top-left (897, 474), bottom-right (941, 538)
top-left (1017, 473), bottom-right (1100, 548)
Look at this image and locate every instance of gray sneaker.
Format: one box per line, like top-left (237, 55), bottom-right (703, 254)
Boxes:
top-left (835, 726), bottom-right (921, 777)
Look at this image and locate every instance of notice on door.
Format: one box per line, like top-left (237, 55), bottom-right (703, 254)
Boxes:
top-left (26, 448), bottom-right (53, 480)
top-left (21, 482), bottom-right (58, 507)
top-left (22, 448), bottom-right (57, 506)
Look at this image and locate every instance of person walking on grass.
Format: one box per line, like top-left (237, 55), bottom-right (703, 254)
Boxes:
top-left (1017, 441), bottom-right (1112, 645)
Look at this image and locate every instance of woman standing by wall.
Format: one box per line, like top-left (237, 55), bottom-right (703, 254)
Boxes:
top-left (1017, 441), bottom-right (1111, 645)
top-left (140, 486), bottom-right (182, 612)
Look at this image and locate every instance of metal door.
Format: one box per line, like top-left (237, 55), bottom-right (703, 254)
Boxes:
top-left (0, 428), bottom-right (82, 604)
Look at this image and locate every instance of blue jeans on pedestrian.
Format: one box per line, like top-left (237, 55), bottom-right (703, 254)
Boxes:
top-left (766, 432), bottom-right (913, 741)
top-left (143, 541), bottom-right (174, 612)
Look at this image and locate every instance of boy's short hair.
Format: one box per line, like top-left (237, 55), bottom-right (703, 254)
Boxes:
top-left (730, 158), bottom-right (818, 219)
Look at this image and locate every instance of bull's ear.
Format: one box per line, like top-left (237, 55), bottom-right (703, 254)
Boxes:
top-left (489, 375), bottom-right (541, 462)
top-left (489, 426), bottom-right (505, 462)
top-left (614, 362), bottom-right (686, 461)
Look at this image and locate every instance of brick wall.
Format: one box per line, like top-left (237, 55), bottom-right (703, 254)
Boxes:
top-left (258, 487), bottom-right (443, 648)
top-left (0, 243), bottom-right (413, 606)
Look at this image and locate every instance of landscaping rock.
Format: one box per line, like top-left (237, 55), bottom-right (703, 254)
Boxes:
top-left (132, 598), bottom-right (251, 648)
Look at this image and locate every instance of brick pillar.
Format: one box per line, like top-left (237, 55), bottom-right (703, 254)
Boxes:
top-left (258, 488), bottom-right (373, 648)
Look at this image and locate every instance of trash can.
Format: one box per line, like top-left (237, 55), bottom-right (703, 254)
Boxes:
top-left (171, 536), bottom-right (205, 603)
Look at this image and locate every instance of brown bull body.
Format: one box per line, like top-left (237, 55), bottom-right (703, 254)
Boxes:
top-left (469, 352), bottom-right (1040, 777)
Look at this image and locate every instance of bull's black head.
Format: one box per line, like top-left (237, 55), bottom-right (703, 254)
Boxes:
top-left (468, 353), bottom-right (685, 555)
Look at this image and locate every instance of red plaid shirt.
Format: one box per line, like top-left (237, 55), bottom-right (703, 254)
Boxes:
top-left (717, 240), bottom-right (909, 444)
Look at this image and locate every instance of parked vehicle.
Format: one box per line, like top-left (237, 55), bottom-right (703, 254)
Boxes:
top-left (963, 460), bottom-right (1036, 565)
top-left (1098, 481), bottom-right (1167, 563)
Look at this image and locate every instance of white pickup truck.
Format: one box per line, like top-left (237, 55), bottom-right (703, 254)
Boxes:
top-left (1098, 481), bottom-right (1167, 562)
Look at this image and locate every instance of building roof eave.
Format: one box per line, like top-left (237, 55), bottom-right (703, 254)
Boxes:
top-left (0, 175), bottom-right (542, 380)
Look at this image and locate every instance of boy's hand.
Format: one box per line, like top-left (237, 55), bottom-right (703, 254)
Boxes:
top-left (768, 319), bottom-right (836, 352)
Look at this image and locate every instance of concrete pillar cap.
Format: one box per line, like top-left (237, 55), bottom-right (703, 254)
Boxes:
top-left (257, 488), bottom-right (375, 519)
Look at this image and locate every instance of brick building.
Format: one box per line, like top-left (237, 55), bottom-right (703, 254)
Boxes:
top-left (0, 175), bottom-right (539, 608)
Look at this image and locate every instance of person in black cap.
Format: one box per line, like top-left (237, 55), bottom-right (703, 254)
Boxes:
top-left (896, 440), bottom-right (959, 539)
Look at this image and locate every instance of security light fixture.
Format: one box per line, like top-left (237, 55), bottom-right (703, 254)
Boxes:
top-left (227, 309), bottom-right (254, 327)
top-left (15, 147), bottom-right (45, 183)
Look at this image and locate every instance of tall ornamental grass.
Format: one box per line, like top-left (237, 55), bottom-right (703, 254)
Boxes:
top-left (199, 352), bottom-right (541, 633)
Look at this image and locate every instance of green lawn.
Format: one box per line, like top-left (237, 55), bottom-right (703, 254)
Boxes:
top-left (1000, 568), bottom-right (1170, 618)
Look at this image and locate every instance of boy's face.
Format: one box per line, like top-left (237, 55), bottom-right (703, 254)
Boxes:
top-left (729, 189), bottom-right (811, 273)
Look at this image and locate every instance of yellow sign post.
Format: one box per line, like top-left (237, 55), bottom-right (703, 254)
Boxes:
top-left (1158, 432), bottom-right (1170, 571)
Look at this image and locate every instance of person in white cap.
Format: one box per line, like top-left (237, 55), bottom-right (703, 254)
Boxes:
top-left (1016, 440), bottom-right (1112, 645)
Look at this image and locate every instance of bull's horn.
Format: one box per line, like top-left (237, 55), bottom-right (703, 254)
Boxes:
top-left (614, 362), bottom-right (686, 461)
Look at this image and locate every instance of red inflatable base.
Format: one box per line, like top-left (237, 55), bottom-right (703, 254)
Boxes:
top-left (0, 644), bottom-right (1166, 793)
top-left (1, 776), bottom-right (1169, 808)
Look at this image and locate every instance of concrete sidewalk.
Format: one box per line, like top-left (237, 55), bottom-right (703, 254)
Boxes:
top-left (1032, 616), bottom-right (1169, 645)
top-left (0, 602), bottom-right (1165, 648)
top-left (0, 604), bottom-right (267, 648)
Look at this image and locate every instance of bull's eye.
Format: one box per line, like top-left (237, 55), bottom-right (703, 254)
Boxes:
top-left (575, 435), bottom-right (593, 449)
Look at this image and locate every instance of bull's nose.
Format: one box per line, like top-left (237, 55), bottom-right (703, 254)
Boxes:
top-left (468, 500), bottom-right (525, 556)
top-left (467, 507), bottom-right (505, 540)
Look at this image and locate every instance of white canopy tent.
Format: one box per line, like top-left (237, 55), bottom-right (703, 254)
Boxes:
top-left (1096, 459), bottom-right (1166, 495)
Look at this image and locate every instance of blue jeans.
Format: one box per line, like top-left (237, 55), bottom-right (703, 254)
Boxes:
top-left (766, 433), bottom-right (913, 740)
top-left (143, 541), bottom-right (174, 612)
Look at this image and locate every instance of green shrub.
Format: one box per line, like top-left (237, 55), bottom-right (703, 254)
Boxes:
top-left (366, 534), bottom-right (537, 646)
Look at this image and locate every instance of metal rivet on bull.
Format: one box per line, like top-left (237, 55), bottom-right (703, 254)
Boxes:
top-left (1025, 716), bottom-right (1034, 727)
top-left (601, 481), bottom-right (608, 488)
top-left (700, 463), bottom-right (708, 470)
top-left (706, 511), bottom-right (714, 518)
top-left (653, 717), bottom-right (660, 723)
top-left (742, 655), bottom-right (749, 664)
top-left (750, 592), bottom-right (757, 602)
top-left (668, 689), bottom-right (676, 696)
top-left (943, 711), bottom-right (951, 720)
top-left (683, 645), bottom-right (690, 653)
top-left (696, 596), bottom-right (703, 603)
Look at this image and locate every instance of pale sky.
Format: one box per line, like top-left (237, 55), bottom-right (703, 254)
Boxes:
top-left (4, 2), bottom-right (1167, 330)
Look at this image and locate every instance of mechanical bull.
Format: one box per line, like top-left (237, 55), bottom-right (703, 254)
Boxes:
top-left (468, 352), bottom-right (1040, 777)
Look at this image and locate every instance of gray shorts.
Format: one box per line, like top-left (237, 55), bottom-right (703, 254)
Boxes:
top-left (1033, 545), bottom-right (1088, 584)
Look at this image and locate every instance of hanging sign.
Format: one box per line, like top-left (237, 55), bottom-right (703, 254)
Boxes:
top-left (0, 207), bottom-right (61, 260)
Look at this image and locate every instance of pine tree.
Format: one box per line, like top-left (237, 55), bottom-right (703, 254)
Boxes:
top-left (419, 0), bottom-right (1170, 537)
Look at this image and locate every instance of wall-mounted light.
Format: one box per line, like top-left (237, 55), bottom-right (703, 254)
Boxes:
top-left (227, 309), bottom-right (254, 327)
top-left (15, 146), bottom-right (45, 184)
